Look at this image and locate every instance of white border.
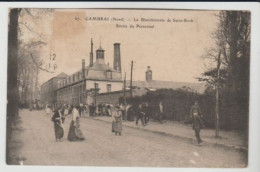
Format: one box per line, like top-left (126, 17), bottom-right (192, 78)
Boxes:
top-left (0, 2), bottom-right (259, 172)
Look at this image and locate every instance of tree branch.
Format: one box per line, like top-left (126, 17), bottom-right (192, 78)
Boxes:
top-left (30, 54), bottom-right (54, 73)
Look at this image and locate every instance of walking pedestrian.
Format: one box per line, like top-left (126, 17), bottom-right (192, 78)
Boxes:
top-left (136, 104), bottom-right (145, 126)
top-left (112, 105), bottom-right (123, 136)
top-left (51, 107), bottom-right (64, 142)
top-left (67, 105), bottom-right (85, 141)
top-left (190, 101), bottom-right (203, 144)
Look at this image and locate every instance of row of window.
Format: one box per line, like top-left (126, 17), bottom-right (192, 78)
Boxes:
top-left (57, 83), bottom-right (112, 97)
top-left (58, 71), bottom-right (84, 88)
top-left (94, 83), bottom-right (111, 92)
top-left (58, 70), bottom-right (113, 89)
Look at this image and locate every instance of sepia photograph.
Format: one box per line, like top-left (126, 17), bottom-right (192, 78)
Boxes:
top-left (6, 7), bottom-right (251, 168)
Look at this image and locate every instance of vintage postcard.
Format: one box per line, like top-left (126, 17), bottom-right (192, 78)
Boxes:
top-left (6, 7), bottom-right (251, 168)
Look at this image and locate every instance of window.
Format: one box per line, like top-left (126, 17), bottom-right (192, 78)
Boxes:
top-left (94, 83), bottom-right (99, 89)
top-left (106, 71), bottom-right (112, 79)
top-left (107, 84), bottom-right (111, 92)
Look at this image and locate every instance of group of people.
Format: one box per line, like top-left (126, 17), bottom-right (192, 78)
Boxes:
top-left (48, 100), bottom-right (204, 145)
top-left (51, 105), bottom-right (85, 142)
top-left (135, 101), bottom-right (164, 126)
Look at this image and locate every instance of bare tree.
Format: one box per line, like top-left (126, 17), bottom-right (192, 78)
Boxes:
top-left (198, 11), bottom-right (250, 131)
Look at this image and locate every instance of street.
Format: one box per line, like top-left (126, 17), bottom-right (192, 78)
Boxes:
top-left (18, 109), bottom-right (247, 167)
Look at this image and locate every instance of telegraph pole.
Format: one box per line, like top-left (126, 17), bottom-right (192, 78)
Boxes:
top-left (123, 72), bottom-right (127, 120)
top-left (123, 72), bottom-right (126, 104)
top-left (94, 83), bottom-right (97, 107)
top-left (215, 50), bottom-right (221, 138)
top-left (130, 60), bottom-right (133, 97)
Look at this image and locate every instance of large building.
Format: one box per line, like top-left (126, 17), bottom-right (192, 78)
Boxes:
top-left (126, 66), bottom-right (205, 94)
top-left (56, 39), bottom-right (123, 106)
top-left (40, 72), bottom-right (68, 106)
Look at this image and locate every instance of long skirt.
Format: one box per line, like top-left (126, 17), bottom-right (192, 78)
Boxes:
top-left (67, 120), bottom-right (85, 141)
top-left (54, 122), bottom-right (64, 139)
top-left (112, 120), bottom-right (122, 133)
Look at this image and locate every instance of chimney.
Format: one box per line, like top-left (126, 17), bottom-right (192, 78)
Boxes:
top-left (146, 66), bottom-right (152, 81)
top-left (113, 43), bottom-right (121, 72)
top-left (82, 59), bottom-right (85, 79)
top-left (90, 38), bottom-right (93, 67)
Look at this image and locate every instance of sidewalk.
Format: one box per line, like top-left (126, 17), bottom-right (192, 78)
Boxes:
top-left (89, 116), bottom-right (248, 152)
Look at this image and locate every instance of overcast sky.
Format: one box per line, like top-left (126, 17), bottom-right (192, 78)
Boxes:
top-left (20, 9), bottom-right (219, 84)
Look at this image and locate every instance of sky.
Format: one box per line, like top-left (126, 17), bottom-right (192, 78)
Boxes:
top-left (19, 9), bottom-right (219, 84)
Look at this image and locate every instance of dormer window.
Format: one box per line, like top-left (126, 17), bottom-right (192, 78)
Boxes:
top-left (106, 70), bottom-right (112, 79)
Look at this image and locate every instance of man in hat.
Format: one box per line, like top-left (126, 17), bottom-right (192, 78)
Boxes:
top-left (136, 103), bottom-right (145, 126)
top-left (190, 101), bottom-right (203, 144)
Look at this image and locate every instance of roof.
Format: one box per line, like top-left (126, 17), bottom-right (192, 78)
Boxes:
top-left (96, 47), bottom-right (104, 51)
top-left (126, 80), bottom-right (205, 94)
top-left (86, 62), bottom-right (117, 72)
top-left (55, 72), bottom-right (68, 79)
top-left (70, 61), bottom-right (122, 82)
top-left (41, 72), bottom-right (68, 86)
top-left (85, 62), bottom-right (121, 81)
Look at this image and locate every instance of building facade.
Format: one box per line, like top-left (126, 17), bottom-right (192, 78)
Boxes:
top-left (56, 40), bottom-right (123, 106)
top-left (40, 72), bottom-right (68, 106)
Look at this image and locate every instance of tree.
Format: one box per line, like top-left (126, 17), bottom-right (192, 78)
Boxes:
top-left (7, 8), bottom-right (54, 164)
top-left (199, 11), bottom-right (250, 131)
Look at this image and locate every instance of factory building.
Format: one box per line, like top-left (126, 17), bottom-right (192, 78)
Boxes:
top-left (56, 39), bottom-right (123, 106)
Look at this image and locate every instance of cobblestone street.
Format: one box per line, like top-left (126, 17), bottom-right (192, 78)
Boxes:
top-left (18, 109), bottom-right (247, 167)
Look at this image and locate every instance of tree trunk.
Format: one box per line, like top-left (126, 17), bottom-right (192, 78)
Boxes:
top-left (6, 8), bottom-right (21, 164)
top-left (228, 11), bottom-right (239, 92)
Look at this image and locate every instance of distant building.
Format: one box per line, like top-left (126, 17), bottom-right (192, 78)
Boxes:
top-left (56, 39), bottom-right (123, 106)
top-left (40, 72), bottom-right (68, 106)
top-left (126, 66), bottom-right (205, 94)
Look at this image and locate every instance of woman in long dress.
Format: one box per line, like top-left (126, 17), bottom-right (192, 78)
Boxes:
top-left (46, 105), bottom-right (51, 115)
top-left (112, 105), bottom-right (122, 136)
top-left (51, 108), bottom-right (64, 142)
top-left (67, 106), bottom-right (85, 141)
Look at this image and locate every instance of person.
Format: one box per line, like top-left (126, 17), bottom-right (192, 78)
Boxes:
top-left (51, 108), bottom-right (64, 142)
top-left (190, 101), bottom-right (203, 144)
top-left (81, 104), bottom-right (87, 118)
top-left (85, 104), bottom-right (89, 117)
top-left (136, 104), bottom-right (145, 126)
top-left (102, 103), bottom-right (106, 116)
top-left (46, 105), bottom-right (51, 115)
top-left (120, 103), bottom-right (126, 120)
top-left (107, 103), bottom-right (112, 116)
top-left (144, 102), bottom-right (150, 125)
top-left (89, 103), bottom-right (95, 117)
top-left (64, 105), bottom-right (69, 116)
top-left (126, 104), bottom-right (135, 121)
top-left (60, 105), bottom-right (66, 124)
top-left (112, 105), bottom-right (123, 136)
top-left (158, 101), bottom-right (164, 124)
top-left (78, 104), bottom-right (83, 117)
top-left (68, 105), bottom-right (73, 114)
top-left (67, 105), bottom-right (85, 141)
top-left (33, 102), bottom-right (36, 110)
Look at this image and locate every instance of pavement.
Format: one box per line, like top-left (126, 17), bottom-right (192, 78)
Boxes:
top-left (90, 115), bottom-right (248, 152)
top-left (14, 109), bottom-right (247, 167)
